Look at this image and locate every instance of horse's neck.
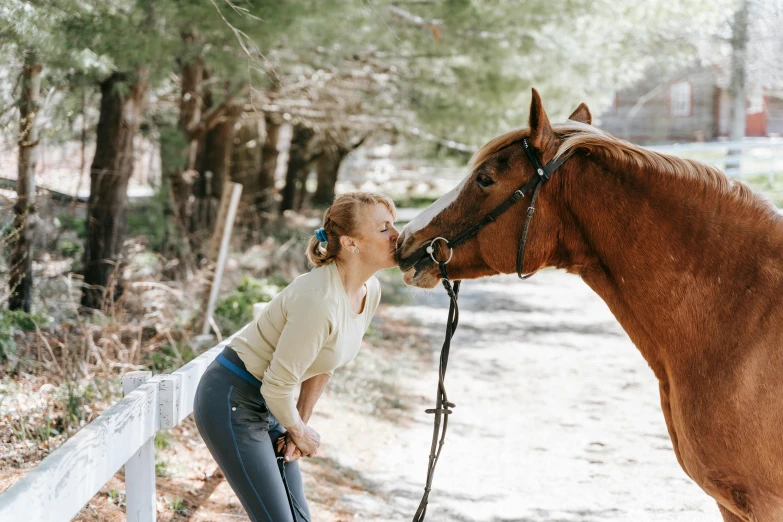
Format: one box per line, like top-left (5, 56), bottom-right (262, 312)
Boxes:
top-left (561, 159), bottom-right (783, 378)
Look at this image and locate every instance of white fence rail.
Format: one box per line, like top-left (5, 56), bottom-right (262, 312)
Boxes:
top-left (648, 139), bottom-right (783, 183)
top-left (0, 321), bottom-right (253, 521)
top-left (339, 138), bottom-right (783, 198)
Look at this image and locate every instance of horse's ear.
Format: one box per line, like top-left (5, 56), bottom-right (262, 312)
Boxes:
top-left (528, 88), bottom-right (556, 151)
top-left (568, 103), bottom-right (592, 125)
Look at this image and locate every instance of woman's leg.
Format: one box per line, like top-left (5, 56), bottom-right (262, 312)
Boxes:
top-left (194, 362), bottom-right (302, 522)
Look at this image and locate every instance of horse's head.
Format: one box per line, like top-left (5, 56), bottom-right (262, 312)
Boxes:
top-left (396, 89), bottom-right (591, 288)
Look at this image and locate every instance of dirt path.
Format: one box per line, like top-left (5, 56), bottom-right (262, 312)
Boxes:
top-left (60, 268), bottom-right (722, 521)
top-left (308, 269), bottom-right (722, 521)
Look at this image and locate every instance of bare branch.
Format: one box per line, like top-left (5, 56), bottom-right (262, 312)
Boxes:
top-left (388, 5), bottom-right (441, 39)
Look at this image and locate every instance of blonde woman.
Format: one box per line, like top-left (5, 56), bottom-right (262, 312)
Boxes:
top-left (193, 192), bottom-right (399, 521)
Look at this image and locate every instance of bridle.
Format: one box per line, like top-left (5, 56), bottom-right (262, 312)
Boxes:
top-left (411, 138), bottom-right (575, 521)
top-left (402, 138), bottom-right (575, 281)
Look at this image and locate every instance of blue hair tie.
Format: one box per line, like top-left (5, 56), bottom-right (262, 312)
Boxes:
top-left (314, 227), bottom-right (328, 243)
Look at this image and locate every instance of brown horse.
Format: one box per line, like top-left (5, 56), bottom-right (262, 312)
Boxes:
top-left (396, 89), bottom-right (783, 521)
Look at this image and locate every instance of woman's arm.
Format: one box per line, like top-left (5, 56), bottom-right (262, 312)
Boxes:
top-left (261, 293), bottom-right (331, 429)
top-left (280, 374), bottom-right (330, 460)
top-left (297, 373), bottom-right (330, 424)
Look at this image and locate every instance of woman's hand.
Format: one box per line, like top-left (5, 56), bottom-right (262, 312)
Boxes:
top-left (276, 435), bottom-right (302, 462)
top-left (285, 421), bottom-right (321, 457)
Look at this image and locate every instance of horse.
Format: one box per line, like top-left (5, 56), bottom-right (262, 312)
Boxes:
top-left (395, 88), bottom-right (783, 522)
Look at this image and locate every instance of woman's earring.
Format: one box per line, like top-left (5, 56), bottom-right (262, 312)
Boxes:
top-left (354, 248), bottom-right (359, 253)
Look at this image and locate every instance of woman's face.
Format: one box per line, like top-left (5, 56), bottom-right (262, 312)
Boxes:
top-left (354, 203), bottom-right (400, 270)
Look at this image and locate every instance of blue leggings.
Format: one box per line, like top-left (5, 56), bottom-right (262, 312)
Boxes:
top-left (193, 347), bottom-right (310, 521)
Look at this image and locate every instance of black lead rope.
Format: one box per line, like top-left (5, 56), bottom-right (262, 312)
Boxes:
top-left (278, 456), bottom-right (311, 521)
top-left (413, 261), bottom-right (461, 521)
top-left (407, 139), bottom-right (578, 521)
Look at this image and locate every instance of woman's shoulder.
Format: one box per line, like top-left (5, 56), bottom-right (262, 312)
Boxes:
top-left (368, 275), bottom-right (382, 305)
top-left (282, 265), bottom-right (338, 304)
top-left (368, 274), bottom-right (382, 294)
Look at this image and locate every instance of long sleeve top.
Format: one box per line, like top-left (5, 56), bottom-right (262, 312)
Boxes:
top-left (230, 261), bottom-right (381, 427)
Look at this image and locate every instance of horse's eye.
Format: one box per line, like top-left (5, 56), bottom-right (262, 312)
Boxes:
top-left (477, 175), bottom-right (494, 188)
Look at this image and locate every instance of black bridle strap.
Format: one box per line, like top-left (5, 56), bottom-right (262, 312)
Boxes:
top-left (522, 137), bottom-right (574, 180)
top-left (449, 139), bottom-right (574, 273)
top-left (413, 261), bottom-right (460, 522)
top-left (417, 139), bottom-right (574, 263)
top-left (515, 139), bottom-right (573, 278)
top-left (516, 179), bottom-right (543, 279)
top-left (447, 176), bottom-right (540, 249)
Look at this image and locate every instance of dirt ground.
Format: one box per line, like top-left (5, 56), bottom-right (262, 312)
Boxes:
top-left (305, 269), bottom-right (722, 522)
top-left (7, 269), bottom-right (724, 521)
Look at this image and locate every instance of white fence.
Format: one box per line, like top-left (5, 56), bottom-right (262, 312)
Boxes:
top-left (0, 325), bottom-right (251, 522)
top-left (648, 139), bottom-right (783, 184)
top-left (338, 138), bottom-right (783, 199)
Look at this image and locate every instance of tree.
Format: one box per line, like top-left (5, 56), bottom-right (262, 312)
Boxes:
top-left (58, 0), bottom-right (169, 309)
top-left (258, 113), bottom-right (282, 211)
top-left (280, 124), bottom-right (315, 213)
top-left (81, 70), bottom-right (149, 308)
top-left (192, 101), bottom-right (240, 240)
top-left (2, 1), bottom-right (66, 311)
top-left (727, 0), bottom-right (750, 175)
top-left (312, 133), bottom-right (368, 207)
top-left (384, 0), bottom-right (738, 146)
top-left (8, 50), bottom-right (42, 312)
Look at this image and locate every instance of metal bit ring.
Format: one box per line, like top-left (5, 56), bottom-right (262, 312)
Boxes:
top-left (426, 237), bottom-right (453, 265)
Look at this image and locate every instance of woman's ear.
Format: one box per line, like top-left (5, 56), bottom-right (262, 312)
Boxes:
top-left (340, 235), bottom-right (356, 252)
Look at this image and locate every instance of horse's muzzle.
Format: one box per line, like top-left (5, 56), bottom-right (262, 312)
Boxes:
top-left (395, 233), bottom-right (435, 274)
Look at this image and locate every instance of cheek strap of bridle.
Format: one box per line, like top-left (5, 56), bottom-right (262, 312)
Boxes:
top-left (516, 179), bottom-right (543, 279)
top-left (515, 137), bottom-right (573, 279)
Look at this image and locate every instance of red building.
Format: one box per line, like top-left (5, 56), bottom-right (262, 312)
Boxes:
top-left (598, 65), bottom-right (783, 144)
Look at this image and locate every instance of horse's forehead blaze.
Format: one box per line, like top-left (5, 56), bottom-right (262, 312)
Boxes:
top-left (405, 176), bottom-right (470, 235)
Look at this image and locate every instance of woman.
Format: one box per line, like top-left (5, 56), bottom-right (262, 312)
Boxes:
top-left (193, 192), bottom-right (399, 522)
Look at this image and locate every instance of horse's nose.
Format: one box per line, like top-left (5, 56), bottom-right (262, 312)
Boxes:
top-left (390, 225), bottom-right (400, 244)
top-left (396, 229), bottom-right (406, 249)
top-left (395, 230), bottom-right (410, 263)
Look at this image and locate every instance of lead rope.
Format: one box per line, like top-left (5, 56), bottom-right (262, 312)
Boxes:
top-left (413, 261), bottom-right (461, 521)
top-left (277, 456), bottom-right (311, 521)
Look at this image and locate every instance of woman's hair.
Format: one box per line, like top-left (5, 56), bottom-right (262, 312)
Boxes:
top-left (307, 192), bottom-right (397, 267)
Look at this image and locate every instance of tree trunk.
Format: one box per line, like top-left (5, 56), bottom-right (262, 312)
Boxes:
top-left (256, 113), bottom-right (280, 212)
top-left (192, 105), bottom-right (238, 249)
top-left (312, 150), bottom-right (342, 207)
top-left (9, 50), bottom-right (41, 312)
top-left (81, 70), bottom-right (148, 309)
top-left (279, 125), bottom-right (314, 213)
top-left (295, 166), bottom-right (312, 211)
top-left (229, 117), bottom-right (263, 199)
top-left (313, 135), bottom-right (367, 207)
top-left (727, 0), bottom-right (749, 176)
top-left (165, 29), bottom-right (204, 241)
top-left (179, 28), bottom-right (204, 172)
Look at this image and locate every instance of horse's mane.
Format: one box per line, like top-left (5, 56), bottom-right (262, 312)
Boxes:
top-left (470, 121), bottom-right (765, 208)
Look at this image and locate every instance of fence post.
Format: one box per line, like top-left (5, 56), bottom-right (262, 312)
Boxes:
top-left (202, 182), bottom-right (243, 336)
top-left (122, 371), bottom-right (156, 522)
top-left (726, 142), bottom-right (743, 178)
top-left (158, 374), bottom-right (182, 429)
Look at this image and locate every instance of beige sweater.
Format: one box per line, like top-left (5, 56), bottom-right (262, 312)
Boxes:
top-left (230, 262), bottom-right (381, 427)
